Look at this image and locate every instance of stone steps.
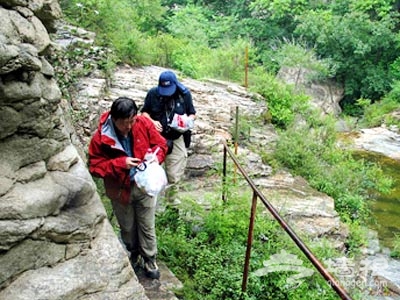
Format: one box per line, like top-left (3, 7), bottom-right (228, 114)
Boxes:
top-left (136, 262), bottom-right (183, 300)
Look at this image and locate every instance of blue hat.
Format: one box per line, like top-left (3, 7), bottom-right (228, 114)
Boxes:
top-left (158, 70), bottom-right (177, 96)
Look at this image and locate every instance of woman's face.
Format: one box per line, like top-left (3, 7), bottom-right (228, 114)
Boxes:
top-left (113, 115), bottom-right (136, 137)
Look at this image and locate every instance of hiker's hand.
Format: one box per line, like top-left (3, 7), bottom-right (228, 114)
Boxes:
top-left (126, 157), bottom-right (141, 169)
top-left (153, 120), bottom-right (163, 132)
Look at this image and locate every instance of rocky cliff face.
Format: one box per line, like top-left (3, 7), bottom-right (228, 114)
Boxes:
top-left (0, 1), bottom-right (147, 299)
top-left (277, 66), bottom-right (343, 116)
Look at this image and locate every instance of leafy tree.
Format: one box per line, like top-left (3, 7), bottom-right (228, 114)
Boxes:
top-left (130, 0), bottom-right (166, 34)
top-left (61, 0), bottom-right (166, 63)
top-left (62, 0), bottom-right (400, 114)
top-left (166, 5), bottom-right (210, 45)
top-left (330, 0), bottom-right (396, 18)
top-left (294, 7), bottom-right (400, 109)
top-left (193, 0), bottom-right (253, 16)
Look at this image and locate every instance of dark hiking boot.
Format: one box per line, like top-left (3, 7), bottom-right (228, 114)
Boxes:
top-left (144, 258), bottom-right (160, 279)
top-left (130, 254), bottom-right (143, 273)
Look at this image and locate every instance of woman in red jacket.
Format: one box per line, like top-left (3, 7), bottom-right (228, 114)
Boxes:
top-left (89, 97), bottom-right (167, 279)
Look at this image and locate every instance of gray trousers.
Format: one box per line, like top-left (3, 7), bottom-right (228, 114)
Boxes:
top-left (111, 184), bottom-right (157, 259)
top-left (165, 135), bottom-right (187, 184)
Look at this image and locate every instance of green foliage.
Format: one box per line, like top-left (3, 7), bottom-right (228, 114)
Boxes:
top-left (157, 36), bottom-right (253, 82)
top-left (248, 0), bottom-right (309, 37)
top-left (92, 177), bottom-right (119, 231)
top-left (294, 7), bottom-right (400, 105)
top-left (250, 0), bottom-right (313, 20)
top-left (390, 233), bottom-right (400, 258)
top-left (272, 40), bottom-right (335, 80)
top-left (329, 0), bottom-right (396, 17)
top-left (168, 42), bottom-right (208, 78)
top-left (61, 0), bottom-right (400, 118)
top-left (143, 33), bottom-right (182, 67)
top-left (192, 0), bottom-right (252, 17)
top-left (108, 29), bottom-right (147, 65)
top-left (359, 81), bottom-right (400, 127)
top-left (249, 67), bottom-right (309, 128)
top-left (385, 80), bottom-right (400, 104)
top-left (390, 57), bottom-right (400, 81)
top-left (201, 39), bottom-right (250, 82)
top-left (46, 41), bottom-right (116, 98)
top-left (166, 5), bottom-right (210, 46)
top-left (157, 191), bottom-right (340, 299)
top-left (61, 0), bottom-right (166, 64)
top-left (348, 0), bottom-right (395, 18)
top-left (160, 5), bottom-right (252, 81)
top-left (345, 219), bottom-right (368, 256)
top-left (273, 114), bottom-right (393, 221)
top-left (131, 0), bottom-right (166, 34)
top-left (231, 113), bottom-right (254, 143)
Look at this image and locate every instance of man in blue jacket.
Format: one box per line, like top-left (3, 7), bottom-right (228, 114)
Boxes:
top-left (141, 70), bottom-right (196, 185)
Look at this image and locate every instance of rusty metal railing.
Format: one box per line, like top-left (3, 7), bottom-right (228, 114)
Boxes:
top-left (221, 139), bottom-right (352, 300)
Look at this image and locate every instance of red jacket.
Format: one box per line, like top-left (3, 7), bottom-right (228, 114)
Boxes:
top-left (89, 112), bottom-right (167, 205)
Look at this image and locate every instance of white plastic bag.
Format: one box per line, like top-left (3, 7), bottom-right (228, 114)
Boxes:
top-left (169, 113), bottom-right (194, 133)
top-left (134, 161), bottom-right (167, 197)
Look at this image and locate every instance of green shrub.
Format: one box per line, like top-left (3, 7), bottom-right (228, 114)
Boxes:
top-left (60, 0), bottom-right (166, 66)
top-left (390, 233), bottom-right (400, 258)
top-left (145, 34), bottom-right (183, 67)
top-left (273, 115), bottom-right (392, 222)
top-left (47, 42), bottom-right (116, 98)
top-left (201, 38), bottom-right (250, 83)
top-left (157, 190), bottom-right (341, 300)
top-left (359, 81), bottom-right (400, 128)
top-left (92, 177), bottom-right (119, 231)
top-left (248, 67), bottom-right (309, 128)
top-left (345, 219), bottom-right (368, 256)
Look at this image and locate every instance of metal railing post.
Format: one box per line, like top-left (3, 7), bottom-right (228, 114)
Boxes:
top-left (242, 190), bottom-right (258, 292)
top-left (222, 145), bottom-right (227, 202)
top-left (233, 106), bottom-right (239, 183)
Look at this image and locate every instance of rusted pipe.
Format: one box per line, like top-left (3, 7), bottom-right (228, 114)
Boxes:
top-left (222, 140), bottom-right (352, 300)
top-left (234, 106), bottom-right (239, 183)
top-left (242, 190), bottom-right (258, 292)
top-left (222, 145), bottom-right (227, 202)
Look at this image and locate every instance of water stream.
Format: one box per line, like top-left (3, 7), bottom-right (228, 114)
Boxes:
top-left (355, 151), bottom-right (400, 249)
